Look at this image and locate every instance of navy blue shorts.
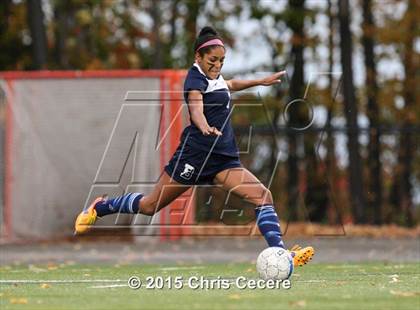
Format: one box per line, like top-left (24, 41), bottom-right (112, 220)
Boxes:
top-left (164, 144), bottom-right (242, 185)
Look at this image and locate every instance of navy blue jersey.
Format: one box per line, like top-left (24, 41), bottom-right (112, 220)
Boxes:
top-left (181, 63), bottom-right (238, 157)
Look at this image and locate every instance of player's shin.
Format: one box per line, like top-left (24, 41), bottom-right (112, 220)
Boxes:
top-left (255, 205), bottom-right (285, 248)
top-left (94, 193), bottom-right (143, 216)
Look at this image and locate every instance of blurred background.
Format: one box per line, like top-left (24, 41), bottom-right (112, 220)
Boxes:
top-left (0, 0), bottom-right (419, 241)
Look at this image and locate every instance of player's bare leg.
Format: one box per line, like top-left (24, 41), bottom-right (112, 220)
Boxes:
top-left (139, 171), bottom-right (190, 216)
top-left (214, 167), bottom-right (273, 206)
top-left (214, 167), bottom-right (314, 266)
top-left (75, 171), bottom-right (189, 234)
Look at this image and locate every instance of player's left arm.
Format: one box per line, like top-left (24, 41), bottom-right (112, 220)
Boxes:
top-left (226, 71), bottom-right (286, 91)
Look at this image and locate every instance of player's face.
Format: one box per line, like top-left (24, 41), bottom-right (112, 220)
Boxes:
top-left (195, 46), bottom-right (225, 80)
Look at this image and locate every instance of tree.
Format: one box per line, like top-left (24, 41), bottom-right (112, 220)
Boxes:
top-left (338, 0), bottom-right (366, 223)
top-left (362, 0), bottom-right (382, 224)
top-left (325, 0), bottom-right (340, 224)
top-left (183, 0), bottom-right (203, 66)
top-left (52, 1), bottom-right (69, 69)
top-left (248, 1), bottom-right (288, 180)
top-left (150, 0), bottom-right (163, 69)
top-left (27, 0), bottom-right (48, 69)
top-left (392, 0), bottom-right (417, 226)
top-left (284, 0), bottom-right (306, 220)
top-left (51, 1), bottom-right (145, 70)
top-left (0, 0), bottom-right (31, 70)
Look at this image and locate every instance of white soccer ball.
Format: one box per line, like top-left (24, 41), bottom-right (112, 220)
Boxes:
top-left (256, 247), bottom-right (294, 281)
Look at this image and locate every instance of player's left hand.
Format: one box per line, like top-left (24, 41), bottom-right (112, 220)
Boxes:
top-left (259, 71), bottom-right (286, 86)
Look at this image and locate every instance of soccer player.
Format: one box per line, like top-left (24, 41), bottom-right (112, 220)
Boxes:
top-left (75, 26), bottom-right (314, 267)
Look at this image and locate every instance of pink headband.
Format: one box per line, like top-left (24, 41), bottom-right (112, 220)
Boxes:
top-left (196, 38), bottom-right (224, 51)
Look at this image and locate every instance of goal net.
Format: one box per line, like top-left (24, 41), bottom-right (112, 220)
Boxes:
top-left (0, 70), bottom-right (194, 241)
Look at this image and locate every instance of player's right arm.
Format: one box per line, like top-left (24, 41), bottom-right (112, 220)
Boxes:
top-left (188, 90), bottom-right (222, 136)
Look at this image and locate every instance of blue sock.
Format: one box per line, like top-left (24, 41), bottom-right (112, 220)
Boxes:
top-left (255, 204), bottom-right (285, 248)
top-left (94, 193), bottom-right (143, 217)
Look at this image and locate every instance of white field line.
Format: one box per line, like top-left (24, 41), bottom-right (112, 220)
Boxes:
top-left (159, 266), bottom-right (205, 271)
top-left (89, 284), bottom-right (128, 288)
top-left (0, 279), bottom-right (125, 284)
top-left (296, 280), bottom-right (327, 283)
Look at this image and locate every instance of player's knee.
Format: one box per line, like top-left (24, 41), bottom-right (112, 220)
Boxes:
top-left (253, 186), bottom-right (273, 206)
top-left (265, 189), bottom-right (273, 204)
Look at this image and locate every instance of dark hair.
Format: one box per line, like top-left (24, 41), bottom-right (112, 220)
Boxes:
top-left (194, 26), bottom-right (224, 56)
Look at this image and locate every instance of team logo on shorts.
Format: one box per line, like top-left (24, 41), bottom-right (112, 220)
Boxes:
top-left (180, 163), bottom-right (195, 180)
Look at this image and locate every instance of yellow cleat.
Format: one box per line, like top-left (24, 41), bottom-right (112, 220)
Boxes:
top-left (74, 197), bottom-right (104, 235)
top-left (289, 244), bottom-right (315, 267)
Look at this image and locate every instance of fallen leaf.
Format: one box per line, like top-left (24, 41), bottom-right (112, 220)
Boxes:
top-left (335, 281), bottom-right (347, 286)
top-left (289, 300), bottom-right (306, 307)
top-left (390, 290), bottom-right (420, 297)
top-left (10, 298), bottom-right (28, 304)
top-left (228, 294), bottom-right (241, 300)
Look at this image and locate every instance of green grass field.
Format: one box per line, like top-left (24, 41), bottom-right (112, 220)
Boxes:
top-left (1, 262), bottom-right (419, 310)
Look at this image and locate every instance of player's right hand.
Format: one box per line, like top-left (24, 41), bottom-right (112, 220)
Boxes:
top-left (203, 126), bottom-right (222, 136)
